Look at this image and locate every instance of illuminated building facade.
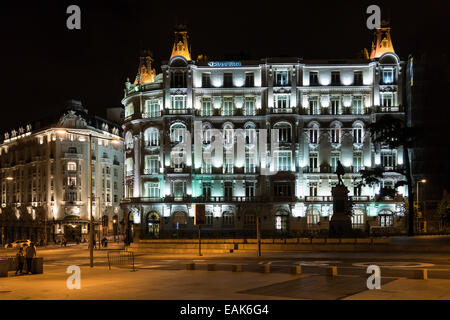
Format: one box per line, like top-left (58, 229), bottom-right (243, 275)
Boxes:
top-left (122, 25), bottom-right (407, 239)
top-left (0, 100), bottom-right (124, 244)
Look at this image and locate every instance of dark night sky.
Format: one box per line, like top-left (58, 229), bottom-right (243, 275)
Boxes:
top-left (0, 0), bottom-right (449, 131)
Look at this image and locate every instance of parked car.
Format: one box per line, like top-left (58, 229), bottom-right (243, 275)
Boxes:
top-left (4, 239), bottom-right (31, 249)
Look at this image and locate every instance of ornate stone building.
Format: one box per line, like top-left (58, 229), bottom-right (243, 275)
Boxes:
top-left (121, 25), bottom-right (407, 240)
top-left (0, 100), bottom-right (124, 244)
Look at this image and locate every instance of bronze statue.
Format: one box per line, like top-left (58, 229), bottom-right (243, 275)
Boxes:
top-left (336, 160), bottom-right (345, 186)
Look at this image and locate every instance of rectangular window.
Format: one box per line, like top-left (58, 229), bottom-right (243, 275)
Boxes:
top-left (202, 182), bottom-right (211, 200)
top-left (67, 177), bottom-right (76, 187)
top-left (381, 151), bottom-right (396, 168)
top-left (353, 152), bottom-right (363, 173)
top-left (224, 182), bottom-right (233, 200)
top-left (353, 97), bottom-right (363, 114)
top-left (381, 93), bottom-right (393, 108)
top-left (222, 97), bottom-right (234, 116)
top-left (274, 71), bottom-right (289, 86)
top-left (309, 97), bottom-right (319, 115)
top-left (201, 98), bottom-right (213, 116)
top-left (382, 68), bottom-right (394, 84)
top-left (245, 152), bottom-right (256, 173)
top-left (144, 99), bottom-right (160, 117)
top-left (245, 72), bottom-right (254, 87)
top-left (202, 73), bottom-right (211, 88)
top-left (309, 153), bottom-right (318, 172)
top-left (309, 72), bottom-right (319, 86)
top-left (171, 95), bottom-right (186, 110)
top-left (309, 183), bottom-right (318, 197)
top-left (67, 162), bottom-right (77, 171)
top-left (330, 152), bottom-right (340, 173)
top-left (171, 72), bottom-right (186, 88)
top-left (224, 156), bottom-right (234, 174)
top-left (276, 151), bottom-right (291, 171)
top-left (309, 128), bottom-right (319, 144)
top-left (145, 155), bottom-right (159, 174)
top-left (244, 98), bottom-right (255, 116)
top-left (223, 73), bottom-right (233, 87)
top-left (354, 71), bottom-right (363, 85)
top-left (331, 71), bottom-right (341, 85)
top-left (331, 97), bottom-right (340, 115)
top-left (274, 183), bottom-right (291, 197)
top-left (202, 155), bottom-right (212, 174)
top-left (147, 182), bottom-right (160, 198)
top-left (125, 103), bottom-right (134, 118)
top-left (245, 182), bottom-right (256, 198)
top-left (275, 94), bottom-right (289, 109)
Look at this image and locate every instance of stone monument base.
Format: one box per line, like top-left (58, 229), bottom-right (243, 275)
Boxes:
top-left (329, 185), bottom-right (354, 238)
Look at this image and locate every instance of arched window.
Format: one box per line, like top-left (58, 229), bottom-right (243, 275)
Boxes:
top-left (125, 132), bottom-right (133, 149)
top-left (170, 123), bottom-right (186, 143)
top-left (353, 123), bottom-right (364, 144)
top-left (308, 123), bottom-right (319, 144)
top-left (306, 208), bottom-right (320, 225)
top-left (202, 122), bottom-right (212, 144)
top-left (330, 122), bottom-right (341, 144)
top-left (146, 211), bottom-right (160, 236)
top-left (223, 123), bottom-right (234, 148)
top-left (378, 209), bottom-right (394, 227)
top-left (352, 209), bottom-right (365, 227)
top-left (273, 122), bottom-right (291, 143)
top-left (244, 122), bottom-right (256, 145)
top-left (275, 210), bottom-right (289, 232)
top-left (144, 127), bottom-right (159, 147)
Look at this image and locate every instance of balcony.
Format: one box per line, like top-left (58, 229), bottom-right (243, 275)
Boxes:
top-left (143, 168), bottom-right (159, 175)
top-left (193, 196), bottom-right (265, 203)
top-left (350, 196), bottom-right (371, 202)
top-left (166, 109), bottom-right (190, 115)
top-left (63, 153), bottom-right (83, 159)
top-left (142, 112), bottom-right (161, 118)
top-left (305, 196), bottom-right (333, 202)
top-left (375, 106), bottom-right (403, 113)
top-left (270, 108), bottom-right (295, 114)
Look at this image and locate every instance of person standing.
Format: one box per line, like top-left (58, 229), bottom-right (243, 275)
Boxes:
top-left (15, 247), bottom-right (25, 275)
top-left (25, 243), bottom-right (36, 274)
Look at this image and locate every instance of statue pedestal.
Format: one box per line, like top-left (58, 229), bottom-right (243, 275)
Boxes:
top-left (329, 185), bottom-right (353, 238)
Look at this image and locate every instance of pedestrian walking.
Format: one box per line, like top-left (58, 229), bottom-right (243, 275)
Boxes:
top-left (25, 242), bottom-right (37, 274)
top-left (15, 247), bottom-right (25, 275)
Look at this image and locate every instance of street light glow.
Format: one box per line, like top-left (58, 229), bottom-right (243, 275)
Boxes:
top-left (111, 138), bottom-right (121, 145)
top-left (5, 176), bottom-right (13, 181)
top-left (55, 128), bottom-right (68, 135)
top-left (420, 179), bottom-right (427, 183)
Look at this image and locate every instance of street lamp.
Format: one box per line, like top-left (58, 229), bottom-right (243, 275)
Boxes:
top-left (56, 128), bottom-right (120, 268)
top-left (415, 179), bottom-right (427, 232)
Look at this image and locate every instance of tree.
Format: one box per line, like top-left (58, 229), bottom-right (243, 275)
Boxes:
top-left (437, 191), bottom-right (450, 229)
top-left (358, 115), bottom-right (419, 236)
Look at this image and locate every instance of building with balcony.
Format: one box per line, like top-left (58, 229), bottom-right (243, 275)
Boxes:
top-left (121, 25), bottom-right (407, 239)
top-left (0, 100), bottom-right (124, 244)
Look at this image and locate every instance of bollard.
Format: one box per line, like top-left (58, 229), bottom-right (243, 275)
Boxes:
top-left (325, 266), bottom-right (338, 277)
top-left (185, 263), bottom-right (195, 270)
top-left (260, 264), bottom-right (270, 273)
top-left (232, 264), bottom-right (242, 272)
top-left (290, 265), bottom-right (302, 275)
top-left (414, 269), bottom-right (428, 280)
top-left (207, 264), bottom-right (216, 271)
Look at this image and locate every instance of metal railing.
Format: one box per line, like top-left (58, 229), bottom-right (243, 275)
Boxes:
top-left (107, 250), bottom-right (135, 271)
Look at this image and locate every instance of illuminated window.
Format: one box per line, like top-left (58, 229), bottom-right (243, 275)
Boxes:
top-left (352, 209), bottom-right (364, 226)
top-left (353, 123), bottom-right (364, 144)
top-left (125, 103), bottom-right (134, 118)
top-left (330, 152), bottom-right (340, 173)
top-left (222, 211), bottom-right (234, 225)
top-left (170, 123), bottom-right (186, 143)
top-left (67, 162), bottom-right (77, 171)
top-left (222, 97), bottom-right (234, 116)
top-left (171, 95), bottom-right (186, 110)
top-left (274, 71), bottom-right (289, 86)
top-left (307, 208), bottom-right (320, 225)
top-left (201, 97), bottom-right (213, 116)
top-left (382, 68), bottom-right (394, 84)
top-left (125, 132), bottom-right (133, 149)
top-left (144, 99), bottom-right (160, 117)
top-left (309, 153), bottom-right (318, 172)
top-left (146, 182), bottom-right (160, 198)
top-left (145, 155), bottom-right (159, 174)
top-left (353, 96), bottom-right (363, 114)
top-left (67, 177), bottom-right (76, 187)
top-left (353, 152), bottom-right (363, 173)
top-left (274, 94), bottom-right (289, 109)
top-left (381, 150), bottom-right (396, 168)
top-left (381, 93), bottom-right (393, 108)
top-left (275, 151), bottom-right (291, 171)
top-left (309, 124), bottom-right (319, 144)
top-left (244, 98), bottom-right (255, 116)
top-left (273, 122), bottom-right (291, 143)
top-left (144, 127), bottom-right (159, 147)
top-left (309, 97), bottom-right (319, 115)
top-left (330, 123), bottom-right (341, 144)
top-left (331, 96), bottom-right (340, 115)
top-left (379, 210), bottom-right (394, 227)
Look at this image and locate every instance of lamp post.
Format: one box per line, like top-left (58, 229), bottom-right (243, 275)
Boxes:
top-left (56, 128), bottom-right (120, 268)
top-left (415, 179), bottom-right (427, 232)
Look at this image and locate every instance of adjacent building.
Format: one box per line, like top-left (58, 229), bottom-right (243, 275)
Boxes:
top-left (121, 25), bottom-right (408, 239)
top-left (0, 100), bottom-right (124, 244)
